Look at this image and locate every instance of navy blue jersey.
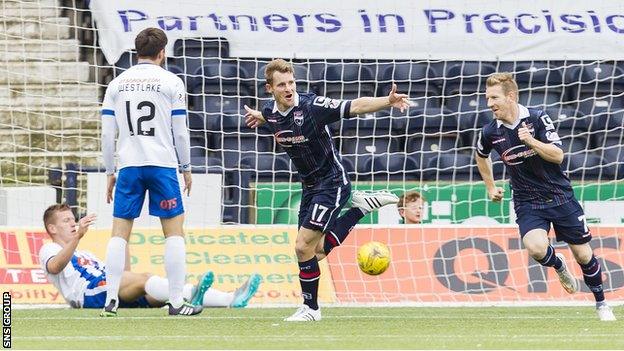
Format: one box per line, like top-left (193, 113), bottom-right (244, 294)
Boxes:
top-left (476, 104), bottom-right (574, 209)
top-left (261, 92), bottom-right (352, 187)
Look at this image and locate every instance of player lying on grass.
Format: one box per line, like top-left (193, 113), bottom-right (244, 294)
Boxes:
top-left (39, 203), bottom-right (261, 311)
top-left (244, 59), bottom-right (410, 322)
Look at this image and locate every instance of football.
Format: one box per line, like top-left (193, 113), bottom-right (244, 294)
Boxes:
top-left (357, 241), bottom-right (391, 275)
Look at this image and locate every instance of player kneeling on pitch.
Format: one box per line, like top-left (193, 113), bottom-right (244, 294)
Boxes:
top-left (475, 72), bottom-right (616, 322)
top-left (39, 204), bottom-right (261, 312)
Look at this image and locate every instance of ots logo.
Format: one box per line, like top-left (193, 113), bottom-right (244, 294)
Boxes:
top-left (160, 198), bottom-right (177, 210)
top-left (501, 145), bottom-right (537, 165)
top-left (274, 130), bottom-right (308, 147)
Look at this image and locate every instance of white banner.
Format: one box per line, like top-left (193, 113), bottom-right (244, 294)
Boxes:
top-left (90, 0), bottom-right (624, 63)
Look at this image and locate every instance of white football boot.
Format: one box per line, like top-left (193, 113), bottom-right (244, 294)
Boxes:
top-left (555, 253), bottom-right (578, 294)
top-left (351, 191), bottom-right (399, 213)
top-left (596, 303), bottom-right (617, 321)
top-left (284, 305), bottom-right (321, 322)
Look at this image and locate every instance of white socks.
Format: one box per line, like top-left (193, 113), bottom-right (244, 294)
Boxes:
top-left (202, 288), bottom-right (234, 307)
top-left (145, 275), bottom-right (233, 307)
top-left (104, 236), bottom-right (127, 307)
top-left (145, 275), bottom-right (194, 302)
top-left (164, 236), bottom-right (186, 308)
top-left (144, 276), bottom-right (170, 301)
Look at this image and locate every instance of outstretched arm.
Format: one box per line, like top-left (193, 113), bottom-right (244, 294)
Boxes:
top-left (46, 214), bottom-right (97, 274)
top-left (244, 105), bottom-right (266, 128)
top-left (349, 83), bottom-right (410, 116)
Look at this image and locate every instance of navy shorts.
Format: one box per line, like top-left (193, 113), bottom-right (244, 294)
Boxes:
top-left (82, 274), bottom-right (151, 309)
top-left (515, 199), bottom-right (592, 245)
top-left (298, 178), bottom-right (351, 233)
top-left (113, 166), bottom-right (184, 219)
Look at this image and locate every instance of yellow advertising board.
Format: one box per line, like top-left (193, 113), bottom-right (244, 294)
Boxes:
top-left (0, 227), bottom-right (337, 305)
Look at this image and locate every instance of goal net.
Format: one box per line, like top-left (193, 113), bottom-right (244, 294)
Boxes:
top-left (1, 0), bottom-right (623, 305)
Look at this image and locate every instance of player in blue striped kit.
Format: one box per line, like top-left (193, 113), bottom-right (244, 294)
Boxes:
top-left (245, 59), bottom-right (410, 321)
top-left (475, 72), bottom-right (616, 321)
top-left (39, 204), bottom-right (261, 311)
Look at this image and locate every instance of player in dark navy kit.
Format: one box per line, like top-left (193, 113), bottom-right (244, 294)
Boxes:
top-left (475, 73), bottom-right (616, 321)
top-left (245, 59), bottom-right (409, 321)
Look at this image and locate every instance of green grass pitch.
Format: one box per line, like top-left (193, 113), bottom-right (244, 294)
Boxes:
top-left (11, 306), bottom-right (624, 349)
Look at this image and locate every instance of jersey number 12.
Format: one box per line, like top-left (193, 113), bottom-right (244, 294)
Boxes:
top-left (125, 100), bottom-right (155, 136)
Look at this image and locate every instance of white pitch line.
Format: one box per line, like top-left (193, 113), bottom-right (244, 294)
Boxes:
top-left (13, 334), bottom-right (624, 341)
top-left (14, 315), bottom-right (599, 321)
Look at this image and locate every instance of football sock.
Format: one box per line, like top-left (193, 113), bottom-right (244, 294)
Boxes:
top-left (144, 275), bottom-right (194, 302)
top-left (298, 256), bottom-right (320, 310)
top-left (144, 275), bottom-right (169, 301)
top-left (104, 236), bottom-right (127, 308)
top-left (580, 255), bottom-right (605, 303)
top-left (145, 275), bottom-right (207, 307)
top-left (536, 245), bottom-right (563, 271)
top-left (165, 235), bottom-right (186, 308)
top-left (323, 208), bottom-right (365, 255)
top-left (202, 288), bottom-right (235, 307)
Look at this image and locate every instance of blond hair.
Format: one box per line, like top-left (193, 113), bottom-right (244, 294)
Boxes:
top-left (486, 72), bottom-right (519, 96)
top-left (264, 59), bottom-right (294, 86)
top-left (398, 191), bottom-right (424, 210)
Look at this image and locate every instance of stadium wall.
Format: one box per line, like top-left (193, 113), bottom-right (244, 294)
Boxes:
top-left (2, 226), bottom-right (624, 306)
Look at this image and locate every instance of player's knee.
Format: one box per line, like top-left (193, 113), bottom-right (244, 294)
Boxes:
top-left (575, 252), bottom-right (593, 265)
top-left (294, 235), bottom-right (317, 258)
top-left (524, 240), bottom-right (548, 259)
top-left (522, 231), bottom-right (548, 258)
top-left (571, 244), bottom-right (593, 264)
top-left (315, 239), bottom-right (325, 255)
top-left (294, 241), bottom-right (315, 258)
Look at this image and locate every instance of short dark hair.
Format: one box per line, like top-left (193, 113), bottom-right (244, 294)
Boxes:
top-left (135, 27), bottom-right (168, 59)
top-left (43, 203), bottom-right (72, 234)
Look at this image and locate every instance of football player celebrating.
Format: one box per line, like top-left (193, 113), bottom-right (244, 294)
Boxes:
top-left (245, 59), bottom-right (409, 321)
top-left (475, 72), bottom-right (615, 321)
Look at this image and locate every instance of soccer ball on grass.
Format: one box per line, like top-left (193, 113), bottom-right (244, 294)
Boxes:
top-left (357, 241), bottom-right (391, 275)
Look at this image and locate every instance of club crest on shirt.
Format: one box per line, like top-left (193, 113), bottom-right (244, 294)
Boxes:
top-left (546, 131), bottom-right (561, 142)
top-left (294, 110), bottom-right (303, 126)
